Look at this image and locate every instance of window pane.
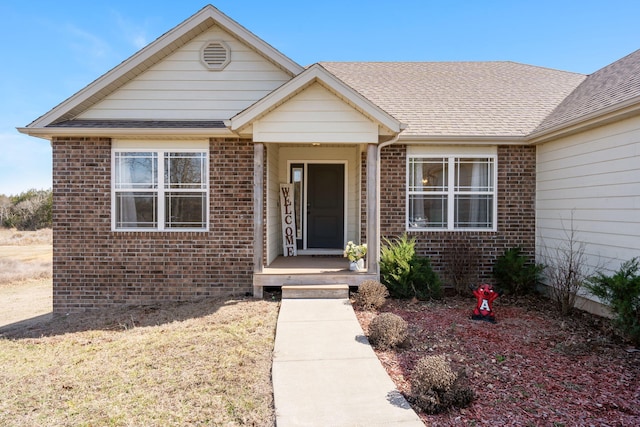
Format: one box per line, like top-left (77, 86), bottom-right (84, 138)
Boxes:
top-left (115, 192), bottom-right (157, 228)
top-left (455, 158), bottom-right (493, 191)
top-left (455, 195), bottom-right (493, 228)
top-left (165, 153), bottom-right (206, 189)
top-left (409, 158), bottom-right (447, 191)
top-left (165, 192), bottom-right (206, 228)
top-left (115, 152), bottom-right (157, 189)
top-left (408, 195), bottom-right (447, 228)
top-left (292, 167), bottom-right (303, 240)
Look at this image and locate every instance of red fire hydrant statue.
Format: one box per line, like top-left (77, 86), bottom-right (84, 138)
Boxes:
top-left (471, 284), bottom-right (500, 323)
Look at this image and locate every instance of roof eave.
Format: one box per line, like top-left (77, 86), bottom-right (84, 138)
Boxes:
top-left (398, 134), bottom-right (529, 145)
top-left (17, 126), bottom-right (235, 140)
top-left (527, 96), bottom-right (640, 145)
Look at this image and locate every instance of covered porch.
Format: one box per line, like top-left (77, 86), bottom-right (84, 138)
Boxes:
top-left (228, 64), bottom-right (405, 298)
top-left (251, 141), bottom-right (380, 298)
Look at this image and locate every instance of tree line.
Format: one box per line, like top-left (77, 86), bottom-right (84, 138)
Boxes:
top-left (0, 189), bottom-right (52, 230)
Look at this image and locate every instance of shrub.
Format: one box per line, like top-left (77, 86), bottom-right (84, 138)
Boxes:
top-left (586, 258), bottom-right (640, 345)
top-left (444, 241), bottom-right (480, 295)
top-left (492, 247), bottom-right (544, 296)
top-left (367, 312), bottom-right (408, 350)
top-left (409, 355), bottom-right (475, 414)
top-left (380, 234), bottom-right (442, 300)
top-left (540, 212), bottom-right (594, 316)
top-left (354, 280), bottom-right (389, 311)
top-left (411, 355), bottom-right (456, 392)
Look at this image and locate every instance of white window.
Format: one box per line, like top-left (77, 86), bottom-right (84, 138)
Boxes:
top-left (407, 151), bottom-right (496, 231)
top-left (112, 144), bottom-right (208, 231)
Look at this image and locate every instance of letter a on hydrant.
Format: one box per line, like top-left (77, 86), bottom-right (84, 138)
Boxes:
top-left (471, 284), bottom-right (500, 323)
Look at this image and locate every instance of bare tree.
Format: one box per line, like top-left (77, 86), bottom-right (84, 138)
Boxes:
top-left (444, 240), bottom-right (480, 295)
top-left (0, 194), bottom-right (11, 225)
top-left (1, 189), bottom-right (52, 230)
top-left (540, 211), bottom-right (598, 316)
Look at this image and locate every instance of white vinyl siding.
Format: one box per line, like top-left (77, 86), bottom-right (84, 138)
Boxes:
top-left (536, 116), bottom-right (640, 270)
top-left (253, 83), bottom-right (378, 143)
top-left (78, 26), bottom-right (291, 121)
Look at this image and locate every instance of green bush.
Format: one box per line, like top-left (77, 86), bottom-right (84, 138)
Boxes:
top-left (367, 312), bottom-right (408, 350)
top-left (380, 234), bottom-right (442, 300)
top-left (492, 247), bottom-right (544, 296)
top-left (586, 258), bottom-right (640, 345)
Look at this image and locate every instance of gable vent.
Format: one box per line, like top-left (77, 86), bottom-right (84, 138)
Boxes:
top-left (200, 41), bottom-right (230, 70)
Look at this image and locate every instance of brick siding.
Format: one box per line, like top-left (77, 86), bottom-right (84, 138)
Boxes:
top-left (52, 137), bottom-right (254, 313)
top-left (378, 144), bottom-right (536, 286)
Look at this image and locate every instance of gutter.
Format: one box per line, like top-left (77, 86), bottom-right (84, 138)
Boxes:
top-left (527, 95), bottom-right (640, 145)
top-left (16, 127), bottom-right (235, 140)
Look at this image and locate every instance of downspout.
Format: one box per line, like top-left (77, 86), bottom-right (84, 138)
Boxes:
top-left (375, 134), bottom-right (401, 274)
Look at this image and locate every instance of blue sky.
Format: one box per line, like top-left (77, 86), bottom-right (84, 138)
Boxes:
top-left (1, 0), bottom-right (639, 195)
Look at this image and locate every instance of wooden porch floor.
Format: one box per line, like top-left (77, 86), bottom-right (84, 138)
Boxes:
top-left (262, 256), bottom-right (351, 274)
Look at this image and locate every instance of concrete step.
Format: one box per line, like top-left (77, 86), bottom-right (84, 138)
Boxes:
top-left (281, 284), bottom-right (349, 299)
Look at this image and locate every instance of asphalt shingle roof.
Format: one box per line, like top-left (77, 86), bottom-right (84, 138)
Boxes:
top-left (535, 49), bottom-right (640, 133)
top-left (321, 61), bottom-right (586, 137)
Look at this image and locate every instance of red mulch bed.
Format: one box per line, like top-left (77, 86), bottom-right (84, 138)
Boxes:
top-left (355, 295), bottom-right (640, 426)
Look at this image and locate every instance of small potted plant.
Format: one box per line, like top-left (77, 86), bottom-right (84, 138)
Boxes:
top-left (344, 241), bottom-right (367, 271)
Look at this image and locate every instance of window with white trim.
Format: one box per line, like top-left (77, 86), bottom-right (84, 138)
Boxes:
top-left (113, 148), bottom-right (208, 231)
top-left (407, 155), bottom-right (496, 230)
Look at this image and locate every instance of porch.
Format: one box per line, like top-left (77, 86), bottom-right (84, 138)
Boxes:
top-left (252, 256), bottom-right (378, 298)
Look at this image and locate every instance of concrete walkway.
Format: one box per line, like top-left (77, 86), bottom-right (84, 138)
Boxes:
top-left (272, 298), bottom-right (424, 426)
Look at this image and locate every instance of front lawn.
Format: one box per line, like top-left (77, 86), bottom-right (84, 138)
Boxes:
top-left (0, 297), bottom-right (279, 427)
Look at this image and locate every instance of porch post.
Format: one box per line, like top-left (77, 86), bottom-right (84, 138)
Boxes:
top-left (366, 144), bottom-right (379, 275)
top-left (253, 142), bottom-right (264, 297)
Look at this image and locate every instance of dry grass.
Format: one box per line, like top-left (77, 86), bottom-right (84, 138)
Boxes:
top-left (0, 258), bottom-right (51, 284)
top-left (0, 296), bottom-right (280, 426)
top-left (0, 228), bottom-right (52, 285)
top-left (0, 228), bottom-right (52, 246)
top-left (0, 227), bottom-right (279, 425)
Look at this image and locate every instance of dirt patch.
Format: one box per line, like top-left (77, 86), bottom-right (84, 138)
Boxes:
top-left (0, 228), bottom-right (53, 327)
top-left (0, 278), bottom-right (52, 328)
top-left (355, 295), bottom-right (640, 426)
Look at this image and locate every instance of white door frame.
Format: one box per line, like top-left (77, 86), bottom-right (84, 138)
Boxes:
top-left (287, 160), bottom-right (348, 254)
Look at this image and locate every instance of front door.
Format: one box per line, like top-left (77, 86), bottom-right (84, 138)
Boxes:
top-left (306, 163), bottom-right (345, 249)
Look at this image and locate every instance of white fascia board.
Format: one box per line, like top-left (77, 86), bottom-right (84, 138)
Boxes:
top-left (399, 134), bottom-right (529, 145)
top-left (17, 127), bottom-right (235, 140)
top-left (26, 5), bottom-right (303, 130)
top-left (231, 64), bottom-right (404, 134)
top-left (207, 6), bottom-right (303, 76)
top-left (527, 96), bottom-right (640, 145)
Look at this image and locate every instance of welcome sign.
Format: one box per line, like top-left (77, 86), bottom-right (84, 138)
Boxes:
top-left (280, 184), bottom-right (297, 257)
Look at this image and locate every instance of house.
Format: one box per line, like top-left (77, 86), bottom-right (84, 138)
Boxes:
top-left (19, 5), bottom-right (640, 313)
